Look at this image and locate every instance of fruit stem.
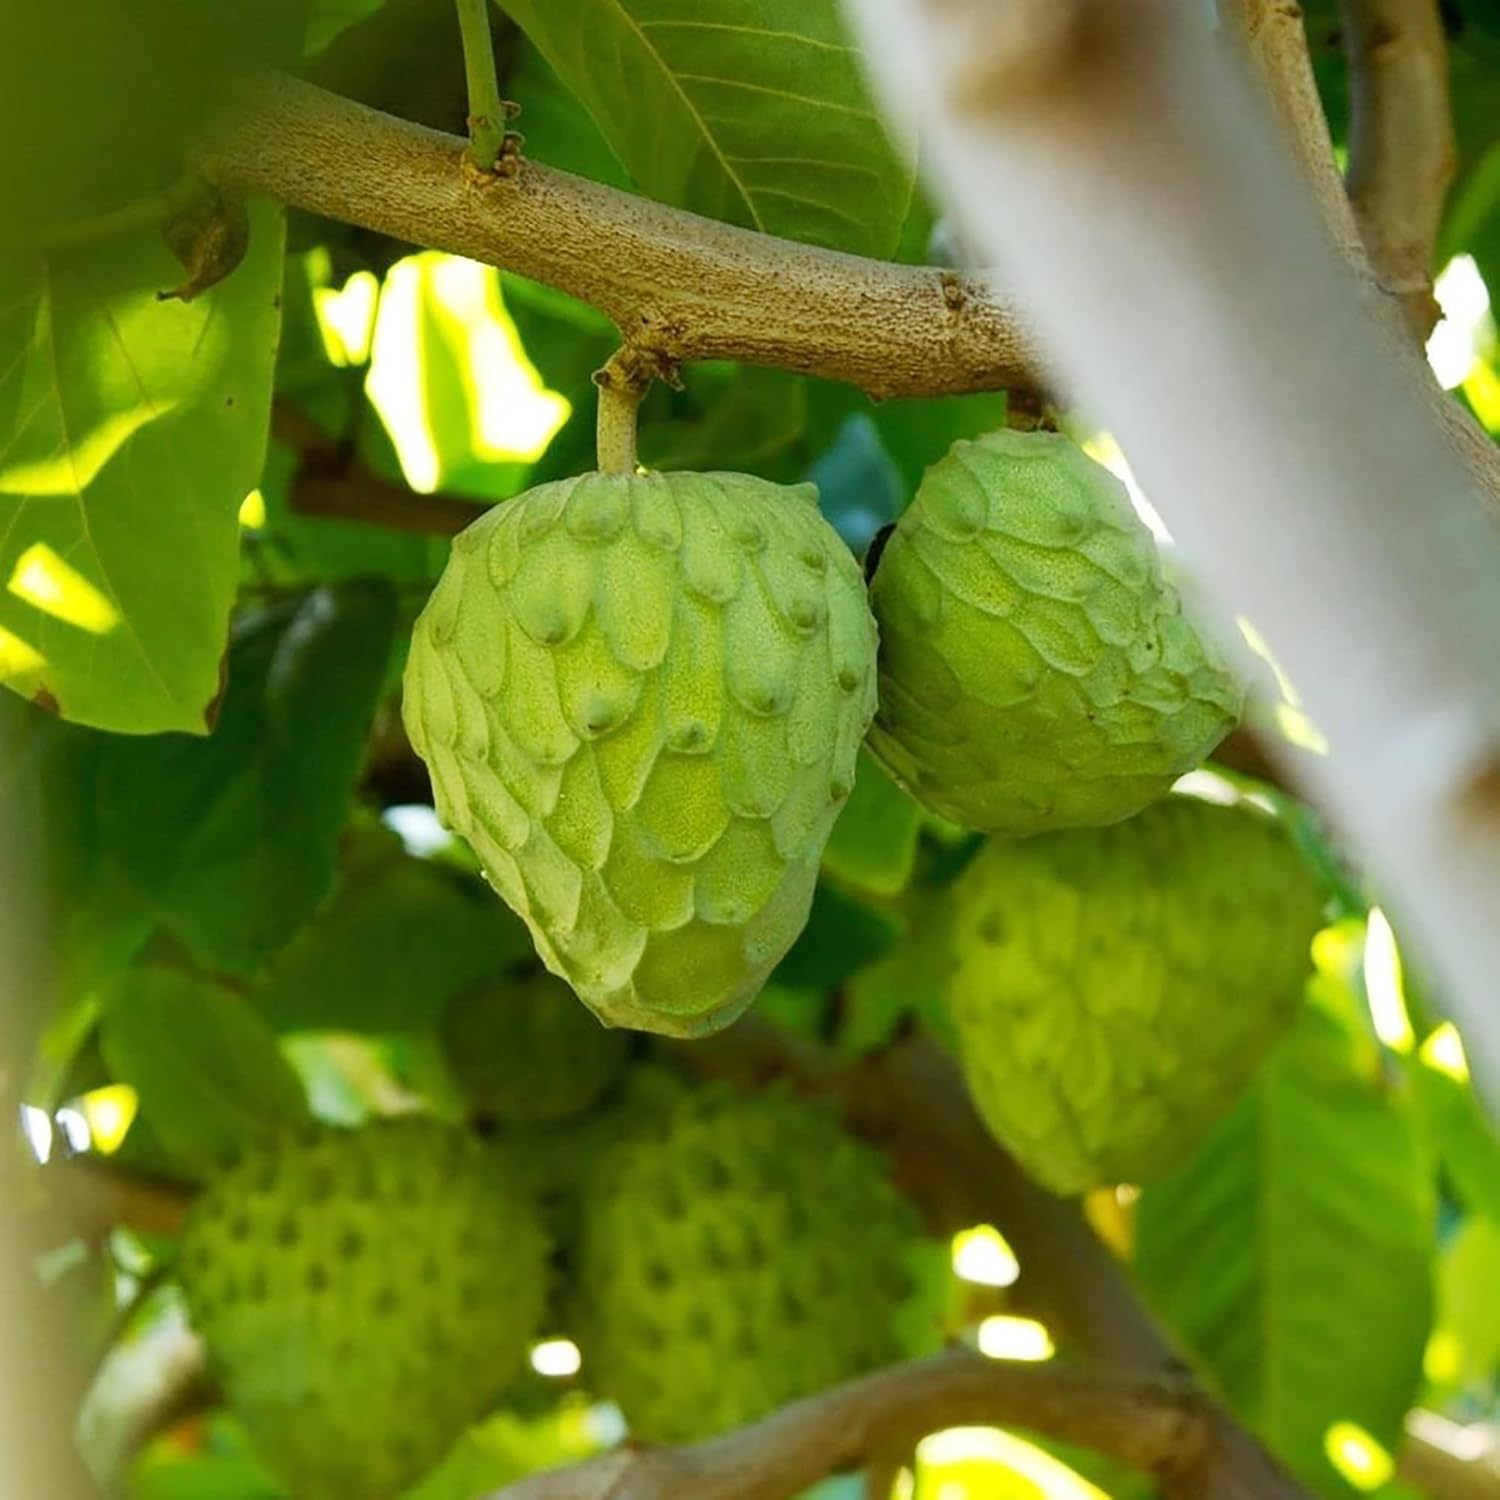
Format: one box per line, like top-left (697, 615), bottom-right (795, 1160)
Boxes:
top-left (594, 348), bottom-right (652, 474)
top-left (455, 0), bottom-right (509, 170)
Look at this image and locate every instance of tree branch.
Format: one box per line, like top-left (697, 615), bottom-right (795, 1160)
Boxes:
top-left (842, 0), bottom-right (1500, 1109)
top-left (1341, 0), bottom-right (1456, 338)
top-left (201, 73), bottom-right (1038, 403)
top-left (482, 1350), bottom-right (1213, 1500)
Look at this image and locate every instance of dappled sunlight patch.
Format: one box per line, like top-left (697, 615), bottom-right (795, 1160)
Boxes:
top-left (1324, 1421), bottom-right (1394, 1490)
top-left (0, 624), bottom-right (47, 688)
top-left (917, 1426), bottom-right (1106, 1500)
top-left (951, 1225), bottom-right (1020, 1287)
top-left (314, 268), bottom-right (379, 366)
top-left (79, 1083), bottom-right (138, 1154)
top-left (1420, 1021), bottom-right (1470, 1083)
top-left (9, 540), bottom-right (119, 634)
top-left (1237, 616), bottom-right (1329, 756)
top-left (530, 1338), bottom-right (582, 1378)
top-left (977, 1316), bottom-right (1054, 1362)
top-left (1361, 908), bottom-right (1414, 1053)
top-left (237, 488), bottom-right (267, 530)
top-left (0, 402), bottom-right (161, 497)
top-left (1427, 255), bottom-right (1492, 391)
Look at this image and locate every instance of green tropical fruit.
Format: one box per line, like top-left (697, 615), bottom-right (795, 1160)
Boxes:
top-left (867, 430), bottom-right (1242, 834)
top-left (441, 967), bottom-right (630, 1124)
top-left (403, 470), bottom-right (879, 1038)
top-left (945, 795), bottom-right (1324, 1194)
top-left (573, 1088), bottom-right (921, 1442)
top-left (178, 1120), bottom-right (550, 1499)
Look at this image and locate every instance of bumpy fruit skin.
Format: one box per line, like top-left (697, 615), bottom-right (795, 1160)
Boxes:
top-left (946, 795), bottom-right (1324, 1195)
top-left (442, 967), bottom-right (629, 1123)
top-left (403, 471), bottom-right (878, 1037)
top-left (574, 1089), bottom-right (920, 1442)
top-left (178, 1120), bottom-right (549, 1500)
top-left (867, 430), bottom-right (1242, 834)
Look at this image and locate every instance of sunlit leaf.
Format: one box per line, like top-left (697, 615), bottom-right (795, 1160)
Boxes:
top-left (500, 0), bottom-right (915, 256)
top-left (1135, 1006), bottom-right (1436, 1497)
top-left (0, 205), bottom-right (284, 731)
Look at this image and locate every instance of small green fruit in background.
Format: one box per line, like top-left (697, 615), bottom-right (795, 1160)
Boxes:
top-left (573, 1088), bottom-right (922, 1443)
top-left (441, 968), bottom-right (629, 1124)
top-left (867, 430), bottom-right (1242, 834)
top-left (403, 471), bottom-right (878, 1038)
top-left (945, 794), bottom-right (1324, 1195)
top-left (178, 1120), bottom-right (550, 1500)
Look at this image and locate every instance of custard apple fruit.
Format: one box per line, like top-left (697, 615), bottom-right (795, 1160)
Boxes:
top-left (867, 430), bottom-right (1242, 834)
top-left (442, 967), bottom-right (629, 1124)
top-left (178, 1120), bottom-right (549, 1499)
top-left (946, 795), bottom-right (1324, 1194)
top-left (573, 1088), bottom-right (922, 1443)
top-left (403, 471), bottom-right (879, 1038)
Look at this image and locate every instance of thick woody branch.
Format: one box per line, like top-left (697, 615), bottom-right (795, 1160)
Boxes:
top-left (201, 74), bottom-right (1037, 402)
top-left (1341, 0), bottom-right (1456, 337)
top-left (482, 1350), bottom-right (1213, 1500)
top-left (841, 0), bottom-right (1500, 1107)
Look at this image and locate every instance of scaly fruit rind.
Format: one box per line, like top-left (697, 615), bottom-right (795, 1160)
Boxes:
top-left (946, 795), bottom-right (1324, 1194)
top-left (868, 430), bottom-right (1242, 834)
top-left (574, 1088), bottom-right (921, 1442)
top-left (403, 471), bottom-right (879, 1037)
top-left (179, 1120), bottom-right (549, 1500)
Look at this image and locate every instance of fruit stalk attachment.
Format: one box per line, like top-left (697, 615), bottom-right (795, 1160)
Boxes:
top-left (593, 346), bottom-right (653, 475)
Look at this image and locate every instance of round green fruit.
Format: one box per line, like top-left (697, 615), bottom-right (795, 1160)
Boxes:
top-left (945, 794), bottom-right (1324, 1194)
top-left (178, 1120), bottom-right (549, 1500)
top-left (574, 1089), bottom-right (921, 1442)
top-left (867, 430), bottom-right (1242, 834)
top-left (441, 968), bottom-right (629, 1124)
top-left (403, 471), bottom-right (879, 1037)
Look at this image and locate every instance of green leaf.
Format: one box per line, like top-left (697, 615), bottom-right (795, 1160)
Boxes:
top-left (639, 365), bottom-right (807, 475)
top-left (508, 41), bottom-right (631, 188)
top-left (1405, 1046), bottom-right (1500, 1224)
top-left (872, 393), bottom-right (1008, 500)
top-left (94, 582), bottom-right (398, 975)
top-left (821, 751), bottom-right (922, 896)
top-left (805, 412), bottom-right (903, 555)
top-left (253, 837), bottom-right (533, 1033)
top-left (1427, 1217), bottom-right (1500, 1396)
top-left (499, 0), bottom-right (914, 256)
top-left (100, 967), bottom-right (311, 1175)
top-left (772, 879), bottom-right (900, 989)
top-left (0, 205), bottom-right (285, 732)
top-left (1134, 1006), bottom-right (1436, 1497)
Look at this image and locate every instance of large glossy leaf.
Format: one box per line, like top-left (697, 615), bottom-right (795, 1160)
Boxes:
top-left (253, 836), bottom-right (532, 1034)
top-left (94, 582), bottom-right (398, 975)
top-left (0, 205), bottom-right (285, 732)
top-left (1134, 1006), bottom-right (1436, 1497)
top-left (499, 0), bottom-right (914, 256)
top-left (100, 967), bottom-right (311, 1176)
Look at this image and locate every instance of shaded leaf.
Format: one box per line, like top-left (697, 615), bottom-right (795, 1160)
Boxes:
top-left (0, 204), bottom-right (284, 731)
top-left (805, 412), bottom-right (902, 555)
top-left (821, 751), bottom-right (922, 896)
top-left (253, 837), bottom-right (532, 1033)
top-left (1405, 1046), bottom-right (1500, 1224)
top-left (100, 967), bottom-right (311, 1175)
top-left (1135, 1006), bottom-right (1436, 1497)
top-left (772, 879), bottom-right (899, 989)
top-left (500, 0), bottom-right (914, 256)
top-left (95, 582), bottom-right (398, 975)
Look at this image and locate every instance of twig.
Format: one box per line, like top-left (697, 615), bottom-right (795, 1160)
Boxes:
top-left (454, 0), bottom-right (509, 170)
top-left (1340, 0), bottom-right (1456, 338)
top-left (481, 1350), bottom-right (1211, 1500)
top-left (1401, 1413), bottom-right (1500, 1500)
top-left (199, 73), bottom-right (1038, 402)
top-left (271, 401), bottom-right (486, 535)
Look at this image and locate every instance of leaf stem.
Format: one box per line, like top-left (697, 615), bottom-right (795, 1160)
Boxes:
top-left (454, 0), bottom-right (508, 170)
